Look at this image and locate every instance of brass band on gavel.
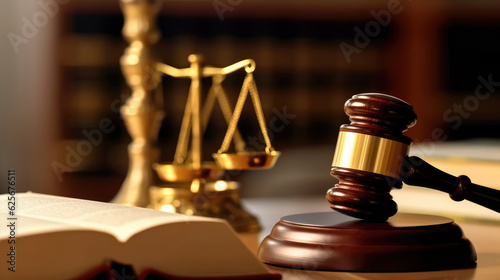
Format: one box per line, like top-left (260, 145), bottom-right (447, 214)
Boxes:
top-left (331, 131), bottom-right (409, 179)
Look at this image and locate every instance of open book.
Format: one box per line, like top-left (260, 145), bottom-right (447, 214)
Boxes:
top-left (0, 192), bottom-right (280, 280)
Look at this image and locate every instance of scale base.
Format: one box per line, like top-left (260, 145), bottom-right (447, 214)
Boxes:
top-left (258, 212), bottom-right (476, 272)
top-left (149, 181), bottom-right (260, 233)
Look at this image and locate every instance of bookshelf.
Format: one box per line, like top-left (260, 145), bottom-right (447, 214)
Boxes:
top-left (51, 0), bottom-right (500, 200)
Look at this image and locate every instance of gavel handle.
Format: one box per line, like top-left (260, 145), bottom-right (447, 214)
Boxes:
top-left (403, 156), bottom-right (500, 214)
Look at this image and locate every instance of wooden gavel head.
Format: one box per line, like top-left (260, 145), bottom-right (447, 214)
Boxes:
top-left (327, 93), bottom-right (418, 221)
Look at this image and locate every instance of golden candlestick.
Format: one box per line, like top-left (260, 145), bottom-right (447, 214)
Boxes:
top-left (111, 0), bottom-right (164, 207)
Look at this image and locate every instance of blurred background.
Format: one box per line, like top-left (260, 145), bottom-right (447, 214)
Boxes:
top-left (2, 0), bottom-right (500, 202)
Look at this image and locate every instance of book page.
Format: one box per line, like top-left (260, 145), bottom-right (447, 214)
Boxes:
top-left (0, 212), bottom-right (87, 237)
top-left (0, 193), bottom-right (220, 242)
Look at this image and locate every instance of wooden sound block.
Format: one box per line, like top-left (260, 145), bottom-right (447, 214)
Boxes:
top-left (258, 212), bottom-right (476, 272)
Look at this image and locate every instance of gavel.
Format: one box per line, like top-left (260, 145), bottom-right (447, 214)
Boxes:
top-left (327, 93), bottom-right (500, 221)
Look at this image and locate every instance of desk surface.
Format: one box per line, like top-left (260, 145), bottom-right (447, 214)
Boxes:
top-left (242, 196), bottom-right (500, 280)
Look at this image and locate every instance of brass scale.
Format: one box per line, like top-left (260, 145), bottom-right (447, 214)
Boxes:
top-left (151, 55), bottom-right (280, 232)
top-left (111, 0), bottom-right (279, 233)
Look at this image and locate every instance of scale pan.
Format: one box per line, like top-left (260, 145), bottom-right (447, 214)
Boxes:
top-left (213, 151), bottom-right (280, 170)
top-left (154, 162), bottom-right (223, 182)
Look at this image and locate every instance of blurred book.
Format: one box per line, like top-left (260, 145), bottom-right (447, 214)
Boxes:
top-left (394, 139), bottom-right (500, 223)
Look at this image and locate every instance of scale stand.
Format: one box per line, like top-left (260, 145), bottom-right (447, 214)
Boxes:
top-left (112, 0), bottom-right (280, 233)
top-left (150, 54), bottom-right (280, 233)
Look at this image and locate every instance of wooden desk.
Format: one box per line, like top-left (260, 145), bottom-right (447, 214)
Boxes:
top-left (242, 197), bottom-right (500, 280)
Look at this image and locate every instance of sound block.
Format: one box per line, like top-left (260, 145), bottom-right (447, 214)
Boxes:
top-left (258, 212), bottom-right (476, 272)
